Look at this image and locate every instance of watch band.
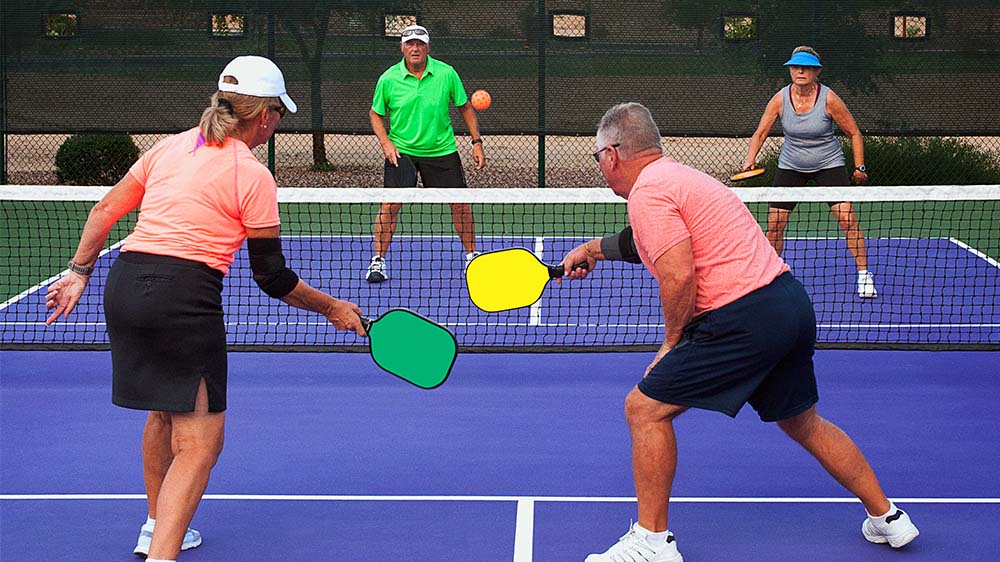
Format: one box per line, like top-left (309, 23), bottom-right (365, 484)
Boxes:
top-left (855, 164), bottom-right (867, 173)
top-left (471, 138), bottom-right (483, 145)
top-left (67, 260), bottom-right (94, 276)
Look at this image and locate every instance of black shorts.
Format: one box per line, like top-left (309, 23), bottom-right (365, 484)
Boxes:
top-left (384, 152), bottom-right (467, 188)
top-left (105, 252), bottom-right (228, 413)
top-left (771, 166), bottom-right (851, 211)
top-left (638, 272), bottom-right (819, 422)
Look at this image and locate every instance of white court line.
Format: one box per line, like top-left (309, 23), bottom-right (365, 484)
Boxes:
top-left (513, 499), bottom-right (535, 562)
top-left (0, 242), bottom-right (124, 312)
top-left (950, 237), bottom-right (1000, 270)
top-left (529, 237), bottom-right (545, 327)
top-left (7, 321), bottom-right (1000, 330)
top-left (3, 494), bottom-right (999, 503)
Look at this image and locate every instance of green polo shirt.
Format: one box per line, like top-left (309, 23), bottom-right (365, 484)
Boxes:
top-left (371, 56), bottom-right (469, 158)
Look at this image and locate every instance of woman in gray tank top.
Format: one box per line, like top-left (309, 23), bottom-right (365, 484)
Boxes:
top-left (742, 46), bottom-right (877, 299)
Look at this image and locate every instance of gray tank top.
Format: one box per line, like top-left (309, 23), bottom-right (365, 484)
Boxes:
top-left (777, 84), bottom-right (846, 172)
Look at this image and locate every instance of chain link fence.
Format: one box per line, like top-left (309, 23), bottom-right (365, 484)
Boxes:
top-left (3, 1), bottom-right (1000, 187)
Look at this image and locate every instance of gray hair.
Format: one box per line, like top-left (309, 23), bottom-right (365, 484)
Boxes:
top-left (791, 45), bottom-right (821, 62)
top-left (596, 103), bottom-right (663, 159)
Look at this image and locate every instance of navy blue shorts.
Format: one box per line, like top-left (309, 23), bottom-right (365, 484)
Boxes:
top-left (638, 272), bottom-right (818, 422)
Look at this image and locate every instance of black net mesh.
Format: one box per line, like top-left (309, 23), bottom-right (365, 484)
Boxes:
top-left (3, 186), bottom-right (998, 351)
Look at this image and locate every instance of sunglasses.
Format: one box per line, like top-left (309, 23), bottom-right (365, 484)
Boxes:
top-left (271, 104), bottom-right (287, 118)
top-left (592, 143), bottom-right (620, 162)
top-left (401, 28), bottom-right (428, 37)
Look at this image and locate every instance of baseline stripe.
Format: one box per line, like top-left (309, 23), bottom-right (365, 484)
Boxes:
top-left (3, 494), bottom-right (999, 504)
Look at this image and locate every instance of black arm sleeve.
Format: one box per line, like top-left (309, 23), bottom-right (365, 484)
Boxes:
top-left (247, 238), bottom-right (299, 299)
top-left (599, 226), bottom-right (642, 263)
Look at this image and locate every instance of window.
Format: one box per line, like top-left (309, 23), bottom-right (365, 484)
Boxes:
top-left (211, 14), bottom-right (245, 38)
top-left (45, 13), bottom-right (78, 38)
top-left (894, 15), bottom-right (927, 39)
top-left (551, 12), bottom-right (588, 39)
top-left (385, 14), bottom-right (418, 37)
top-left (722, 14), bottom-right (757, 41)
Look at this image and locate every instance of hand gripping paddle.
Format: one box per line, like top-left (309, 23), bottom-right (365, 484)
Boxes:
top-left (360, 309), bottom-right (457, 389)
top-left (465, 248), bottom-right (589, 313)
top-left (730, 167), bottom-right (766, 182)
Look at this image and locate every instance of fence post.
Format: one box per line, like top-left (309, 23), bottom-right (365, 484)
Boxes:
top-left (537, 0), bottom-right (546, 188)
top-left (267, 7), bottom-right (276, 176)
top-left (1, 20), bottom-right (7, 185)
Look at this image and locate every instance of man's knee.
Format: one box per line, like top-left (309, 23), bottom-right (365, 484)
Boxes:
top-left (624, 387), bottom-right (684, 425)
top-left (776, 406), bottom-right (819, 441)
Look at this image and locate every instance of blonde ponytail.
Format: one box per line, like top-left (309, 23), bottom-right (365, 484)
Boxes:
top-left (198, 76), bottom-right (281, 146)
top-left (199, 92), bottom-right (241, 146)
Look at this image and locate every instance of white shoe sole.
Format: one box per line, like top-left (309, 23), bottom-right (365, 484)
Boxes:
top-left (863, 522), bottom-right (919, 548)
top-left (134, 535), bottom-right (203, 557)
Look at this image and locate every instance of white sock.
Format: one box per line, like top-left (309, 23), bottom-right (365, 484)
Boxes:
top-left (858, 269), bottom-right (870, 277)
top-left (868, 501), bottom-right (896, 519)
top-left (145, 516), bottom-right (156, 527)
top-left (634, 523), bottom-right (671, 548)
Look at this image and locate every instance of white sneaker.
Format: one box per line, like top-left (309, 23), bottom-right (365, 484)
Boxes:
top-left (584, 522), bottom-right (683, 562)
top-left (133, 521), bottom-right (202, 557)
top-left (365, 256), bottom-right (387, 283)
top-left (862, 505), bottom-right (919, 548)
top-left (857, 270), bottom-right (877, 298)
top-left (464, 251), bottom-right (480, 269)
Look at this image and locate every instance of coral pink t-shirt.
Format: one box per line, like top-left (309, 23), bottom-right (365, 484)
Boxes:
top-left (123, 128), bottom-right (281, 274)
top-left (628, 157), bottom-right (789, 315)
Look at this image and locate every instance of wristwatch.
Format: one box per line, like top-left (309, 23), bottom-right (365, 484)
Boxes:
top-left (855, 164), bottom-right (867, 173)
top-left (471, 138), bottom-right (483, 146)
top-left (67, 260), bottom-right (94, 276)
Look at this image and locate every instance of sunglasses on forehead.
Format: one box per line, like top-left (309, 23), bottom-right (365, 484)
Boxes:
top-left (401, 28), bottom-right (428, 37)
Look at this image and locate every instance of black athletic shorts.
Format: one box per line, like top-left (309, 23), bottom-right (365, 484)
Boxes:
top-left (771, 166), bottom-right (851, 211)
top-left (638, 272), bottom-right (819, 422)
top-left (105, 252), bottom-right (227, 413)
top-left (384, 152), bottom-right (467, 188)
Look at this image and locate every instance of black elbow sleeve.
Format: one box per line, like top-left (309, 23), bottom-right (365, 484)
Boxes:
top-left (247, 238), bottom-right (299, 299)
top-left (600, 226), bottom-right (643, 264)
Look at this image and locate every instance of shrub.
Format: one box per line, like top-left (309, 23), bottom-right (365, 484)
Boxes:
top-left (741, 136), bottom-right (1000, 186)
top-left (55, 134), bottom-right (140, 185)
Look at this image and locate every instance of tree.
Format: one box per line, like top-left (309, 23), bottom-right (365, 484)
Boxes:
top-left (276, 1), bottom-right (335, 170)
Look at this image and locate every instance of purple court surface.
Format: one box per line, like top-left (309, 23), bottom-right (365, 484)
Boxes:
top-left (2, 349), bottom-right (998, 561)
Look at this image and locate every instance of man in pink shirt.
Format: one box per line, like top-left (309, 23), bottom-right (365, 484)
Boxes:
top-left (560, 103), bottom-right (918, 562)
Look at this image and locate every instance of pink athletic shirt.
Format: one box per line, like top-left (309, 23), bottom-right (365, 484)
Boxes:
top-left (122, 127), bottom-right (281, 274)
top-left (628, 157), bottom-right (789, 315)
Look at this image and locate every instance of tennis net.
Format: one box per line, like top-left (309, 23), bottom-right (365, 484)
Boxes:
top-left (2, 185), bottom-right (998, 350)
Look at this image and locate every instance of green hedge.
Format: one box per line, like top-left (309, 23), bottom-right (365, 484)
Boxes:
top-left (742, 136), bottom-right (1000, 186)
top-left (55, 134), bottom-right (140, 186)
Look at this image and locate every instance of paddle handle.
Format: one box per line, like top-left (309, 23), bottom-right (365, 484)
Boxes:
top-left (360, 316), bottom-right (373, 335)
top-left (548, 260), bottom-right (590, 279)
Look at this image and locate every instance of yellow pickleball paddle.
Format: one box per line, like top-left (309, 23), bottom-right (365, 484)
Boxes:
top-left (465, 248), bottom-right (588, 312)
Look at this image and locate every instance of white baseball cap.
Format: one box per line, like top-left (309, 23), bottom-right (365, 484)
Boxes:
top-left (218, 55), bottom-right (297, 113)
top-left (400, 25), bottom-right (429, 44)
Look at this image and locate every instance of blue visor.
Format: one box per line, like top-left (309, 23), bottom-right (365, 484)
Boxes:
top-left (783, 52), bottom-right (822, 67)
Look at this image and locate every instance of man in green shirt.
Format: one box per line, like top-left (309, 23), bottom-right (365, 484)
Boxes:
top-left (366, 24), bottom-right (486, 283)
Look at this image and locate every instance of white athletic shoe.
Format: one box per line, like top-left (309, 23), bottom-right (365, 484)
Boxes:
top-left (857, 271), bottom-right (877, 298)
top-left (584, 522), bottom-right (683, 562)
top-left (464, 251), bottom-right (480, 269)
top-left (862, 505), bottom-right (919, 548)
top-left (133, 521), bottom-right (202, 557)
top-left (365, 255), bottom-right (387, 283)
